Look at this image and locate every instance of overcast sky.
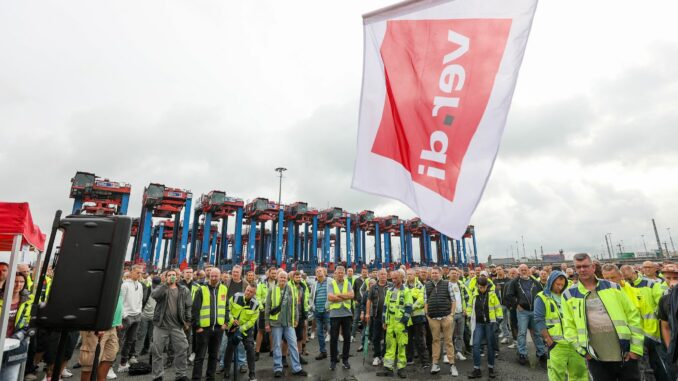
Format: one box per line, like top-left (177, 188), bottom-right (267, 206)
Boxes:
top-left (2, 0), bottom-right (678, 263)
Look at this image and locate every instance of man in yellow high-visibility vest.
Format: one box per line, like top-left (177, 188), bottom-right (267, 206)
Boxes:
top-left (562, 253), bottom-right (643, 381)
top-left (191, 268), bottom-right (228, 381)
top-left (328, 266), bottom-right (354, 371)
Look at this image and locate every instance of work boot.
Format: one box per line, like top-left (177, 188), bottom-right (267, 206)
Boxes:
top-left (518, 354), bottom-right (527, 365)
top-left (397, 368), bottom-right (406, 379)
top-left (377, 368), bottom-right (394, 377)
top-left (468, 368), bottom-right (482, 379)
top-left (315, 352), bottom-right (327, 360)
top-left (299, 356), bottom-right (308, 365)
top-left (489, 368), bottom-right (496, 378)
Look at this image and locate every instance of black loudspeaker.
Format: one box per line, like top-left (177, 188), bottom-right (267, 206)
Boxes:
top-left (35, 215), bottom-right (132, 331)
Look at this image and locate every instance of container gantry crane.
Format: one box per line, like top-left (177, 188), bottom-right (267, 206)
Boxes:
top-left (359, 210), bottom-right (382, 269)
top-left (69, 171), bottom-right (131, 216)
top-left (192, 191), bottom-right (244, 268)
top-left (133, 183), bottom-right (192, 268)
top-left (284, 202), bottom-right (318, 270)
top-left (317, 207), bottom-right (353, 269)
top-left (243, 198), bottom-right (282, 268)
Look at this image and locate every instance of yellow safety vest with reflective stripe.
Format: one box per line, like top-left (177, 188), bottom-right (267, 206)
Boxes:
top-left (269, 285), bottom-right (296, 323)
top-left (227, 293), bottom-right (260, 336)
top-left (0, 298), bottom-right (32, 330)
top-left (198, 284), bottom-right (228, 328)
top-left (562, 279), bottom-right (644, 359)
top-left (288, 280), bottom-right (310, 313)
top-left (190, 283), bottom-right (201, 301)
top-left (406, 280), bottom-right (425, 317)
top-left (466, 288), bottom-right (503, 322)
top-left (536, 291), bottom-right (565, 343)
top-left (630, 277), bottom-right (661, 341)
top-left (330, 279), bottom-right (352, 311)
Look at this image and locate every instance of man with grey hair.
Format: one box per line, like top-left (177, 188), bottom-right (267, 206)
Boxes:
top-left (117, 264), bottom-right (144, 373)
top-left (265, 270), bottom-right (307, 377)
top-left (328, 266), bottom-right (354, 370)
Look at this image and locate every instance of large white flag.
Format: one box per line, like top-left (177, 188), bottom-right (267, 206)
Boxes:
top-left (352, 0), bottom-right (537, 239)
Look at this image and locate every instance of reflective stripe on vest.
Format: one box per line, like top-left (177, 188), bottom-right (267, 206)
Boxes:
top-left (563, 280), bottom-right (644, 358)
top-left (537, 291), bottom-right (565, 343)
top-left (330, 279), bottom-right (351, 311)
top-left (198, 284), bottom-right (227, 328)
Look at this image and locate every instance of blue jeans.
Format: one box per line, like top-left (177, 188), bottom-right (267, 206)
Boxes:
top-left (272, 327), bottom-right (302, 373)
top-left (517, 309), bottom-right (546, 356)
top-left (473, 323), bottom-right (496, 369)
top-left (499, 306), bottom-right (510, 337)
top-left (315, 310), bottom-right (330, 354)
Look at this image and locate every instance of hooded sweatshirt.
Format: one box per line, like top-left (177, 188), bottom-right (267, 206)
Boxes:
top-left (533, 270), bottom-right (567, 334)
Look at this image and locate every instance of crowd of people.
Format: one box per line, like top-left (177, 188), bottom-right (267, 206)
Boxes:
top-left (3, 255), bottom-right (678, 381)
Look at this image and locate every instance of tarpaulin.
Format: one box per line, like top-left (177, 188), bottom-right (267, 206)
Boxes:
top-left (0, 202), bottom-right (46, 251)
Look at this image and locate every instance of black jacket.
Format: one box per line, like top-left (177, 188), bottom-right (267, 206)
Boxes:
top-left (504, 277), bottom-right (542, 311)
top-left (152, 283), bottom-right (192, 326)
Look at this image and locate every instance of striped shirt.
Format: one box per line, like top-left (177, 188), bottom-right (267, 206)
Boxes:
top-left (315, 279), bottom-right (328, 313)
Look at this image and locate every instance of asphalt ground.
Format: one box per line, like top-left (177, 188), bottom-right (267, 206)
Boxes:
top-left (41, 330), bottom-right (549, 381)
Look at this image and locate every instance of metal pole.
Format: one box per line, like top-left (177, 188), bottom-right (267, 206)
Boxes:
top-left (605, 234), bottom-right (613, 259)
top-left (275, 167), bottom-right (287, 206)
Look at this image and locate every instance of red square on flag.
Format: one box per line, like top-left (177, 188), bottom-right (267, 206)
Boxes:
top-left (371, 19), bottom-right (511, 202)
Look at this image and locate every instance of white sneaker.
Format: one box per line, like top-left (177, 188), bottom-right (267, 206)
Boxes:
top-left (430, 364), bottom-right (440, 374)
top-left (117, 363), bottom-right (130, 373)
top-left (189, 352), bottom-right (196, 362)
top-left (372, 357), bottom-right (382, 366)
top-left (455, 352), bottom-right (467, 361)
top-left (310, 332), bottom-right (315, 339)
top-left (443, 355), bottom-right (450, 364)
top-left (106, 369), bottom-right (117, 380)
top-left (129, 356), bottom-right (138, 364)
top-left (507, 342), bottom-right (517, 349)
top-left (498, 332), bottom-right (504, 338)
top-left (450, 365), bottom-right (459, 377)
top-left (501, 337), bottom-right (509, 344)
top-left (61, 369), bottom-right (73, 378)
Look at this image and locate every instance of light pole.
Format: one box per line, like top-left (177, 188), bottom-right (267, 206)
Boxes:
top-left (275, 167), bottom-right (287, 207)
top-left (641, 234), bottom-right (648, 254)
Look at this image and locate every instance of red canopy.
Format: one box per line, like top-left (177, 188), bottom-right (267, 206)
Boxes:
top-left (0, 202), bottom-right (46, 252)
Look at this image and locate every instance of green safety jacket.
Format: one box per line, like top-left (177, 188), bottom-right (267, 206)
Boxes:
top-left (256, 281), bottom-right (270, 310)
top-left (289, 280), bottom-right (310, 313)
top-left (466, 288), bottom-right (503, 323)
top-left (630, 276), bottom-right (662, 341)
top-left (384, 284), bottom-right (413, 326)
top-left (405, 280), bottom-right (425, 322)
top-left (198, 284), bottom-right (228, 328)
top-left (562, 279), bottom-right (644, 358)
top-left (227, 292), bottom-right (260, 336)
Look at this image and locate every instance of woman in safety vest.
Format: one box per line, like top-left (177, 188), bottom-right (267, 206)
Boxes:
top-left (0, 272), bottom-right (32, 381)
